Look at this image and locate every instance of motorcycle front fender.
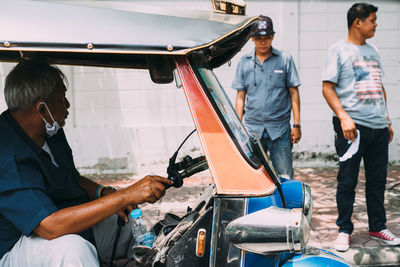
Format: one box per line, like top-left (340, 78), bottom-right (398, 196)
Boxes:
top-left (280, 247), bottom-right (353, 267)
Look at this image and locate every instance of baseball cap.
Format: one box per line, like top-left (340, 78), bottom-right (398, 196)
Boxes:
top-left (253, 15), bottom-right (275, 36)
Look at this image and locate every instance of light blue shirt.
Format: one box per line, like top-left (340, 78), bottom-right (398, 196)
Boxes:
top-left (232, 48), bottom-right (301, 140)
top-left (323, 40), bottom-right (387, 129)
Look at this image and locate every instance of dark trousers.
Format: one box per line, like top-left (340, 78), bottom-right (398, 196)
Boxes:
top-left (333, 117), bottom-right (389, 234)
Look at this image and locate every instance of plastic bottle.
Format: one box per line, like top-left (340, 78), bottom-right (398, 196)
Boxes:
top-left (130, 208), bottom-right (156, 248)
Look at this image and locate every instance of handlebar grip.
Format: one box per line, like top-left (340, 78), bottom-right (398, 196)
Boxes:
top-left (173, 156), bottom-right (204, 171)
top-left (168, 173), bottom-right (184, 188)
top-left (181, 159), bottom-right (208, 178)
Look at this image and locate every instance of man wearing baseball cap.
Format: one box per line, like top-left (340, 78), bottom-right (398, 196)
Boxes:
top-left (232, 16), bottom-right (301, 179)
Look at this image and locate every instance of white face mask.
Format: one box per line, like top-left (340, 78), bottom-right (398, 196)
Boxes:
top-left (37, 102), bottom-right (61, 137)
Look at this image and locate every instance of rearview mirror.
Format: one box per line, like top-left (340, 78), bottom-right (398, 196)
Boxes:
top-left (147, 55), bottom-right (174, 84)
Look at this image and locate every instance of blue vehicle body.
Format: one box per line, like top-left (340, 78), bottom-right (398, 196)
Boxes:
top-left (164, 180), bottom-right (351, 267)
top-left (241, 179), bottom-right (350, 266)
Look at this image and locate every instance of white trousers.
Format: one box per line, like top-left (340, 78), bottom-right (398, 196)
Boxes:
top-left (0, 215), bottom-right (133, 267)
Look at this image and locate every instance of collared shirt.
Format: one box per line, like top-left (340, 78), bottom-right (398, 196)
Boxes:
top-left (0, 110), bottom-right (92, 258)
top-left (232, 47), bottom-right (301, 140)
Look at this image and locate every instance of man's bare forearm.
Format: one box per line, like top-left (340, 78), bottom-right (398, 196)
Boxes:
top-left (235, 90), bottom-right (246, 120)
top-left (322, 81), bottom-right (349, 120)
top-left (289, 87), bottom-right (300, 124)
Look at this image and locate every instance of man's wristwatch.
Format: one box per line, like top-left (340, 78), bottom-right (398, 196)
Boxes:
top-left (293, 123), bottom-right (301, 129)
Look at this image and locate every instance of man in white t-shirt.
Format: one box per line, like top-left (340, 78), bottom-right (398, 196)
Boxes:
top-left (322, 2), bottom-right (399, 252)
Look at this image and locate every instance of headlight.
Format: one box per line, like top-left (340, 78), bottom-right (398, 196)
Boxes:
top-left (224, 206), bottom-right (310, 255)
top-left (302, 183), bottom-right (313, 223)
top-left (300, 210), bottom-right (310, 248)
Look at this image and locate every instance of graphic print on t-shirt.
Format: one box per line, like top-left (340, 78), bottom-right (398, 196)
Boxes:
top-left (352, 56), bottom-right (383, 100)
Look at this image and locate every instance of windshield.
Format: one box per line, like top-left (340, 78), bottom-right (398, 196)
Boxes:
top-left (194, 67), bottom-right (261, 168)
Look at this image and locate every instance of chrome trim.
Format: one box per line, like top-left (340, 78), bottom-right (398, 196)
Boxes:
top-left (225, 206), bottom-right (310, 254)
top-left (209, 198), bottom-right (221, 267)
top-left (210, 198), bottom-right (245, 267)
top-left (87, 43), bottom-right (94, 50)
top-left (302, 183), bottom-right (313, 223)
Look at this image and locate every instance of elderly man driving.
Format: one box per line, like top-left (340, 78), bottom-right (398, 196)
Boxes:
top-left (0, 59), bottom-right (172, 266)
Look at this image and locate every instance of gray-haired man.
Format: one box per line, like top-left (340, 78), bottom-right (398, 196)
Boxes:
top-left (0, 59), bottom-right (172, 266)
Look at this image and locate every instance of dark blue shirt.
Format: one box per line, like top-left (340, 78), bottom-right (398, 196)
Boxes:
top-left (0, 110), bottom-right (91, 258)
top-left (232, 47), bottom-right (301, 140)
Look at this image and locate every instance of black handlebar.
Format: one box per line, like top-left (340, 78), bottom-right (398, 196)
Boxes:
top-left (180, 157), bottom-right (208, 178)
top-left (173, 155), bottom-right (206, 172)
top-left (167, 155), bottom-right (208, 188)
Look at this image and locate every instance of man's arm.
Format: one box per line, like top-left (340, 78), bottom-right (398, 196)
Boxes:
top-left (322, 81), bottom-right (357, 142)
top-left (78, 175), bottom-right (136, 221)
top-left (289, 86), bottom-right (301, 143)
top-left (78, 175), bottom-right (117, 200)
top-left (34, 175), bottom-right (173, 240)
top-left (382, 85), bottom-right (394, 143)
top-left (78, 175), bottom-right (102, 200)
top-left (235, 90), bottom-right (246, 120)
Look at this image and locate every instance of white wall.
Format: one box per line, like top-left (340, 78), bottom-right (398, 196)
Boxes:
top-left (1, 0), bottom-right (399, 173)
top-left (222, 0), bottom-right (400, 166)
top-left (64, 66), bottom-right (198, 173)
top-left (295, 0), bottom-right (400, 166)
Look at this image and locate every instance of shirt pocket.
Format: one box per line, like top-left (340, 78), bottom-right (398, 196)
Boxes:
top-left (271, 70), bottom-right (285, 88)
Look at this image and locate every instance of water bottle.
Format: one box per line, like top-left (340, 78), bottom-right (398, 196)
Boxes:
top-left (130, 208), bottom-right (156, 248)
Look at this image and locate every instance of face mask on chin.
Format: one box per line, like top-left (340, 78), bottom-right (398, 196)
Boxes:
top-left (37, 102), bottom-right (61, 137)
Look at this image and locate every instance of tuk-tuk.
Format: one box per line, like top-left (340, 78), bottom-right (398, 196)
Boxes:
top-left (0, 1), bottom-right (351, 266)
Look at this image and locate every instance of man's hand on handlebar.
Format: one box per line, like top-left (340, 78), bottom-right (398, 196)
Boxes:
top-left (115, 175), bottom-right (173, 223)
top-left (121, 175), bottom-right (172, 217)
top-left (131, 175), bottom-right (173, 204)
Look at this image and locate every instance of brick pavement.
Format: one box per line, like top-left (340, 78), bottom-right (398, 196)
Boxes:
top-left (93, 165), bottom-right (400, 266)
top-left (296, 166), bottom-right (400, 266)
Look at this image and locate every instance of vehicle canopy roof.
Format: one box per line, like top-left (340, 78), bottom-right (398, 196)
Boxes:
top-left (0, 0), bottom-right (257, 68)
